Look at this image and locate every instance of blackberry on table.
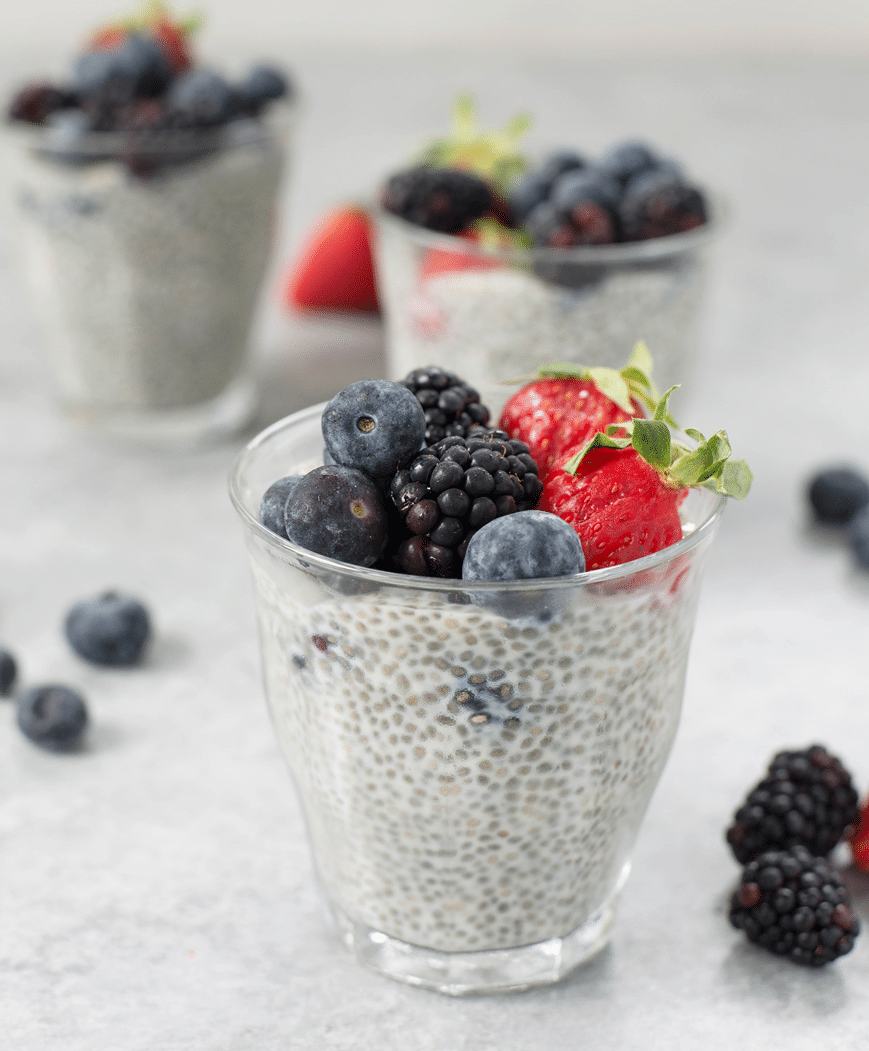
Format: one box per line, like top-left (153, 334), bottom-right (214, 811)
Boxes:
top-left (381, 165), bottom-right (493, 234)
top-left (399, 366), bottom-right (490, 444)
top-left (729, 845), bottom-right (859, 966)
top-left (726, 745), bottom-right (859, 864)
top-left (389, 428), bottom-right (544, 578)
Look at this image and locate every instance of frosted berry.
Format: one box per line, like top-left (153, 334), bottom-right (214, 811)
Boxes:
top-left (17, 685), bottom-right (88, 749)
top-left (64, 592), bottom-right (151, 667)
top-left (462, 510), bottom-right (585, 581)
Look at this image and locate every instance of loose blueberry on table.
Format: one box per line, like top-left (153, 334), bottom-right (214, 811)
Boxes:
top-left (64, 591), bottom-right (152, 667)
top-left (0, 645), bottom-right (18, 696)
top-left (16, 684), bottom-right (89, 749)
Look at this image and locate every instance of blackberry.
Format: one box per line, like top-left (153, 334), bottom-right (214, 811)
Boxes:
top-left (8, 83), bottom-right (77, 126)
top-left (726, 745), bottom-right (859, 864)
top-left (380, 165), bottom-right (493, 234)
top-left (389, 429), bottom-right (544, 578)
top-left (399, 366), bottom-right (490, 444)
top-left (729, 846), bottom-right (859, 966)
top-left (808, 466), bottom-right (869, 525)
top-left (618, 170), bottom-right (706, 241)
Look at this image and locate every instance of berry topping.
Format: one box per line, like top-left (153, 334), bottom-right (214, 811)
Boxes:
top-left (237, 65), bottom-right (291, 112)
top-left (592, 139), bottom-right (663, 187)
top-left (389, 429), bottom-right (544, 578)
top-left (617, 170), bottom-right (707, 241)
top-left (64, 591), bottom-right (152, 667)
top-left (0, 645), bottom-right (18, 696)
top-left (283, 465), bottom-right (388, 568)
top-left (807, 466), bottom-right (869, 524)
top-left (73, 32), bottom-right (172, 99)
top-left (499, 342), bottom-right (659, 475)
top-left (7, 83), bottom-right (77, 126)
top-left (461, 510), bottom-right (585, 581)
top-left (16, 684), bottom-right (89, 749)
top-left (729, 846), bottom-right (860, 966)
top-left (725, 745), bottom-right (859, 864)
top-left (537, 374), bottom-right (751, 570)
top-left (165, 68), bottom-right (234, 127)
top-left (381, 165), bottom-right (495, 234)
top-left (321, 379), bottom-right (427, 485)
top-left (399, 366), bottom-right (491, 444)
top-left (259, 475), bottom-right (301, 538)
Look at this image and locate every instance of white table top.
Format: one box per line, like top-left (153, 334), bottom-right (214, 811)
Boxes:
top-left (2, 49), bottom-right (869, 1050)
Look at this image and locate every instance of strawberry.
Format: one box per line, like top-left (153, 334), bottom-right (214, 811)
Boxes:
top-left (285, 206), bottom-right (380, 314)
top-left (152, 16), bottom-right (192, 75)
top-left (849, 798), bottom-right (869, 872)
top-left (86, 5), bottom-right (195, 73)
top-left (540, 446), bottom-right (685, 570)
top-left (499, 342), bottom-right (659, 476)
top-left (538, 378), bottom-right (753, 570)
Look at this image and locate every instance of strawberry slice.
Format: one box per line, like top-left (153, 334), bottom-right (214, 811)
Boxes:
top-left (285, 206), bottom-right (380, 314)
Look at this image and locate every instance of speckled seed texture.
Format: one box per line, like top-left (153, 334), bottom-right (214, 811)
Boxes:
top-left (250, 539), bottom-right (708, 954)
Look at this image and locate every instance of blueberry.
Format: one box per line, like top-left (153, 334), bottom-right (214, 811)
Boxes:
top-left (259, 475), bottom-right (301, 538)
top-left (808, 467), bottom-right (869, 525)
top-left (0, 646), bottom-right (17, 696)
top-left (64, 592), bottom-right (151, 667)
top-left (73, 34), bottom-right (171, 98)
top-left (508, 171), bottom-right (552, 225)
top-left (593, 139), bottom-right (662, 187)
top-left (17, 685), bottom-right (88, 749)
top-left (550, 169), bottom-right (621, 214)
top-left (322, 380), bottom-right (426, 485)
top-left (849, 506), bottom-right (869, 568)
top-left (166, 69), bottom-right (235, 127)
top-left (284, 465), bottom-right (388, 567)
top-left (538, 148), bottom-right (587, 184)
top-left (237, 65), bottom-right (291, 112)
top-left (462, 510), bottom-right (585, 581)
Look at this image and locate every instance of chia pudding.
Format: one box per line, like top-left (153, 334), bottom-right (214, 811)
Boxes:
top-left (3, 11), bottom-right (295, 440)
top-left (230, 403), bottom-right (724, 974)
top-left (374, 207), bottom-right (719, 414)
top-left (5, 118), bottom-right (288, 415)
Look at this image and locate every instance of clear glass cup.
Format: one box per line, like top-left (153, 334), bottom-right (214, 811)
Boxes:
top-left (2, 104), bottom-right (296, 445)
top-left (373, 198), bottom-right (724, 415)
top-left (229, 403), bottom-right (725, 995)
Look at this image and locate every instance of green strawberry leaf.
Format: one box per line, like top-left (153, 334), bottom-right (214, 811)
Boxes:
top-left (420, 95), bottom-right (531, 193)
top-left (631, 418), bottom-right (672, 471)
top-left (559, 387), bottom-right (753, 501)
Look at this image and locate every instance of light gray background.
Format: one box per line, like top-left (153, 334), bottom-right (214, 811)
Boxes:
top-left (2, 6), bottom-right (869, 1050)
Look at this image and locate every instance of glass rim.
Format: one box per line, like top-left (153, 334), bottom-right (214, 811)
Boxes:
top-left (370, 186), bottom-right (727, 266)
top-left (229, 402), bottom-right (727, 595)
top-left (3, 97), bottom-right (298, 159)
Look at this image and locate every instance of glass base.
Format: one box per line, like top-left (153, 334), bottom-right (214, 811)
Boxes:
top-left (60, 373), bottom-right (258, 449)
top-left (326, 892), bottom-right (621, 996)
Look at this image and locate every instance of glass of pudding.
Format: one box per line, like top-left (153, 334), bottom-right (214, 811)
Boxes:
top-left (3, 98), bottom-right (295, 445)
top-left (373, 200), bottom-right (724, 419)
top-left (229, 401), bottom-right (725, 995)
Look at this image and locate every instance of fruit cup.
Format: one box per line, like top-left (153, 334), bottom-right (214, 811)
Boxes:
top-left (2, 102), bottom-right (296, 444)
top-left (372, 199), bottom-right (723, 416)
top-left (229, 402), bottom-right (726, 995)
